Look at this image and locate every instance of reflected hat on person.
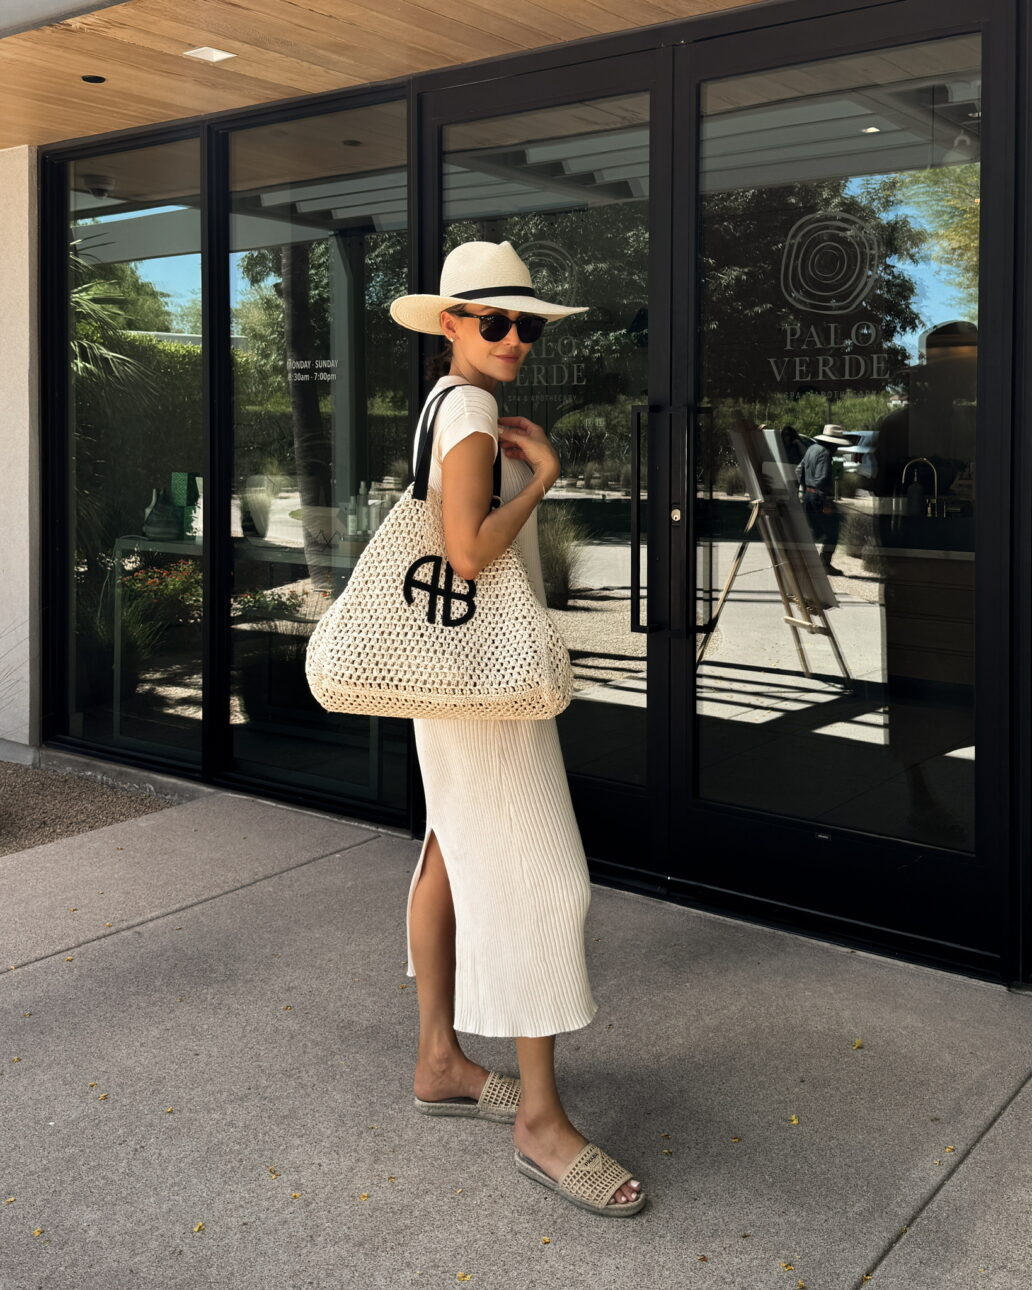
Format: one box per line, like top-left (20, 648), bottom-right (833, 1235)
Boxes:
top-left (815, 424), bottom-right (853, 447)
top-left (389, 240), bottom-right (588, 335)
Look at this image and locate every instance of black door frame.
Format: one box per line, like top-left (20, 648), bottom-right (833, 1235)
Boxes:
top-left (669, 0), bottom-right (1023, 982)
top-left (416, 49), bottom-right (675, 890)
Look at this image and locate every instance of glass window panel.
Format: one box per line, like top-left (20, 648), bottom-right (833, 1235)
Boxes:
top-left (228, 102), bottom-right (408, 808)
top-left (695, 35), bottom-right (980, 850)
top-left (67, 139), bottom-right (203, 760)
top-left (442, 93), bottom-right (650, 786)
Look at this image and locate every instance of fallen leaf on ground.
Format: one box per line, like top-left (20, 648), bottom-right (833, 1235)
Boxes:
top-left (32, 1228), bottom-right (44, 1237)
top-left (853, 1039), bottom-right (863, 1049)
top-left (281, 1005), bottom-right (293, 1011)
top-left (359, 1193), bottom-right (369, 1201)
top-left (3, 1197), bottom-right (14, 1204)
top-left (789, 1115), bottom-right (800, 1125)
top-left (780, 1263), bottom-right (795, 1271)
top-left (456, 1277), bottom-right (473, 1283)
top-left (661, 1149), bottom-right (673, 1156)
top-left (541, 1237), bottom-right (551, 1244)
top-left (730, 1137), bottom-right (741, 1143)
top-left (193, 1222), bottom-right (205, 1233)
top-left (10, 1057), bottom-right (21, 1063)
top-left (65, 957), bottom-right (74, 963)
top-left (98, 1094), bottom-right (108, 1101)
top-left (166, 1107), bottom-right (174, 1114)
top-left (945, 1145), bottom-right (956, 1153)
top-left (698, 1255), bottom-right (709, 1262)
top-left (267, 1168), bottom-right (280, 1178)
top-left (21, 1013), bottom-right (31, 1018)
top-left (291, 1193), bottom-right (301, 1199)
top-left (387, 1177), bottom-right (397, 1182)
top-left (88, 1082), bottom-right (97, 1088)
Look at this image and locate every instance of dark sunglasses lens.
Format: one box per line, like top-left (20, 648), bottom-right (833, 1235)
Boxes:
top-left (476, 313), bottom-right (547, 343)
top-left (477, 314), bottom-right (512, 341)
top-left (516, 316), bottom-right (546, 342)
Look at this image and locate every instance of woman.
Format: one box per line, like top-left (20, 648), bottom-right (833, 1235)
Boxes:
top-left (389, 241), bottom-right (645, 1216)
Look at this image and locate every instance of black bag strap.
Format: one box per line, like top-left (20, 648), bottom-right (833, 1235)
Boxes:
top-left (412, 382), bottom-right (502, 511)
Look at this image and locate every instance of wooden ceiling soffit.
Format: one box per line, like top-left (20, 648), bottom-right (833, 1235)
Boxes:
top-left (1, 0), bottom-right (761, 151)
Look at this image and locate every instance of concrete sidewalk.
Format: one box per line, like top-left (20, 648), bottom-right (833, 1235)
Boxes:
top-left (2, 783), bottom-right (1031, 1290)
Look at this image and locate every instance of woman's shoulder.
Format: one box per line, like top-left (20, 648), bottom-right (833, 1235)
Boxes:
top-left (434, 379), bottom-right (499, 423)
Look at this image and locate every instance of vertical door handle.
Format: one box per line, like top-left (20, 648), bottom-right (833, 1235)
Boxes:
top-left (630, 404), bottom-right (654, 634)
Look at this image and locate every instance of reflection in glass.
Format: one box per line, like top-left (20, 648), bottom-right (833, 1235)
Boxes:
top-left (228, 103), bottom-right (408, 806)
top-left (442, 94), bottom-right (650, 786)
top-left (67, 140), bottom-right (203, 759)
top-left (695, 36), bottom-right (980, 850)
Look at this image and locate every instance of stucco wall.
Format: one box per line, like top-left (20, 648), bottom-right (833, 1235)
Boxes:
top-left (0, 145), bottom-right (40, 762)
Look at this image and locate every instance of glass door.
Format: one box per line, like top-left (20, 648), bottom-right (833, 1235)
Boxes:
top-left (422, 51), bottom-right (670, 876)
top-left (673, 2), bottom-right (1015, 974)
top-left (224, 100), bottom-right (411, 815)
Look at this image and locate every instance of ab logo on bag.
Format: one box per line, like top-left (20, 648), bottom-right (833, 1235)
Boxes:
top-left (403, 556), bottom-right (477, 626)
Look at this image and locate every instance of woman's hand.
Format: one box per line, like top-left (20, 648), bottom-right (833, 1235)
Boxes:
top-left (497, 416), bottom-right (560, 490)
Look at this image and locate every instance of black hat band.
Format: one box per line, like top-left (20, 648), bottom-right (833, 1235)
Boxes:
top-left (451, 286), bottom-right (538, 300)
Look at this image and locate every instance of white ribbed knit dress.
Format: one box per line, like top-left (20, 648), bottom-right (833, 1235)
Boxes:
top-left (404, 374), bottom-right (598, 1039)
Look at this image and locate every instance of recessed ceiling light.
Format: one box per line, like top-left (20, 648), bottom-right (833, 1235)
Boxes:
top-left (862, 126), bottom-right (881, 134)
top-left (183, 46), bottom-right (236, 63)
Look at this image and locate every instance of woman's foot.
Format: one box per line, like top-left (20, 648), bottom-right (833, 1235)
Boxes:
top-left (413, 1050), bottom-right (493, 1105)
top-left (513, 1110), bottom-right (641, 1207)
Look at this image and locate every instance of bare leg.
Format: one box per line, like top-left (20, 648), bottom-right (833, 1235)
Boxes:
top-left (409, 830), bottom-right (491, 1102)
top-left (513, 1035), bottom-right (641, 1206)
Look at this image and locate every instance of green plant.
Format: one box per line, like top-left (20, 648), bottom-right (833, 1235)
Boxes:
top-left (231, 588), bottom-right (306, 622)
top-left (538, 502), bottom-right (590, 609)
top-left (715, 463), bottom-right (746, 495)
top-left (119, 559), bottom-right (203, 626)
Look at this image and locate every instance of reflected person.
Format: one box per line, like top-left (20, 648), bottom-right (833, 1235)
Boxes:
top-left (795, 425), bottom-right (852, 576)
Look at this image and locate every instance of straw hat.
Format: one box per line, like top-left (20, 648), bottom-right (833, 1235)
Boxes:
top-left (389, 240), bottom-right (588, 335)
top-left (815, 424), bottom-right (853, 447)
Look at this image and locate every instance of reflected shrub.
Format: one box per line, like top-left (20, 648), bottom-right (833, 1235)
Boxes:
top-left (538, 502), bottom-right (590, 610)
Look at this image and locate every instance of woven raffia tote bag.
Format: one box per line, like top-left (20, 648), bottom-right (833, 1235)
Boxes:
top-left (304, 384), bottom-right (573, 720)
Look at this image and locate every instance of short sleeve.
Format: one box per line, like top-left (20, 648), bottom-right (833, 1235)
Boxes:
top-left (433, 385), bottom-right (500, 466)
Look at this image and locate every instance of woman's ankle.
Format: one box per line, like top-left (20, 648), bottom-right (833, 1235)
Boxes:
top-left (514, 1104), bottom-right (572, 1136)
top-left (416, 1038), bottom-right (467, 1071)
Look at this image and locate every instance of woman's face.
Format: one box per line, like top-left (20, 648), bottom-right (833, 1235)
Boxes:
top-left (440, 306), bottom-right (537, 384)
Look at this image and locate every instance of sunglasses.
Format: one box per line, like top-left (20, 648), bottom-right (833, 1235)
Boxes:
top-left (449, 309), bottom-right (547, 344)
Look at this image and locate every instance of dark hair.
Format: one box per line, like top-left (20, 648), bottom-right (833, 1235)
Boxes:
top-left (424, 346), bottom-right (453, 381)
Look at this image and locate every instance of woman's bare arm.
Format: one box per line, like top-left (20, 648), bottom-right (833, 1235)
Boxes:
top-left (441, 417), bottom-right (559, 581)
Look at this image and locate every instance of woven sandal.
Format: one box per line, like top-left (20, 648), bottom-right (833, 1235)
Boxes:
top-left (514, 1142), bottom-right (645, 1216)
top-left (414, 1071), bottom-right (521, 1123)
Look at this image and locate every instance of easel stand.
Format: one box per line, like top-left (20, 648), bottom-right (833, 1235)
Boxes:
top-left (696, 495), bottom-right (852, 683)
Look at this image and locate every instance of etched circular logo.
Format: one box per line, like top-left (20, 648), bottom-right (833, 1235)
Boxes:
top-left (516, 239), bottom-right (579, 302)
top-left (780, 211), bottom-right (880, 314)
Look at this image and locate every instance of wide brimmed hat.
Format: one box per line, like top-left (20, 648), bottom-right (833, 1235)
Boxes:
top-left (815, 424), bottom-right (854, 448)
top-left (389, 240), bottom-right (588, 335)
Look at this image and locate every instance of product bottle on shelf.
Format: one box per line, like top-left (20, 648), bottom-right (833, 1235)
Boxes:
top-left (357, 481), bottom-right (369, 533)
top-left (346, 496), bottom-right (358, 536)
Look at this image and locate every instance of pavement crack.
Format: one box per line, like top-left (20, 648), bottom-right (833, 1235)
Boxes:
top-left (4, 833), bottom-right (381, 972)
top-left (848, 1065), bottom-right (1032, 1288)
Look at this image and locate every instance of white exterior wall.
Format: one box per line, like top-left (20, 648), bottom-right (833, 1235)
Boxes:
top-left (0, 145), bottom-right (40, 763)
